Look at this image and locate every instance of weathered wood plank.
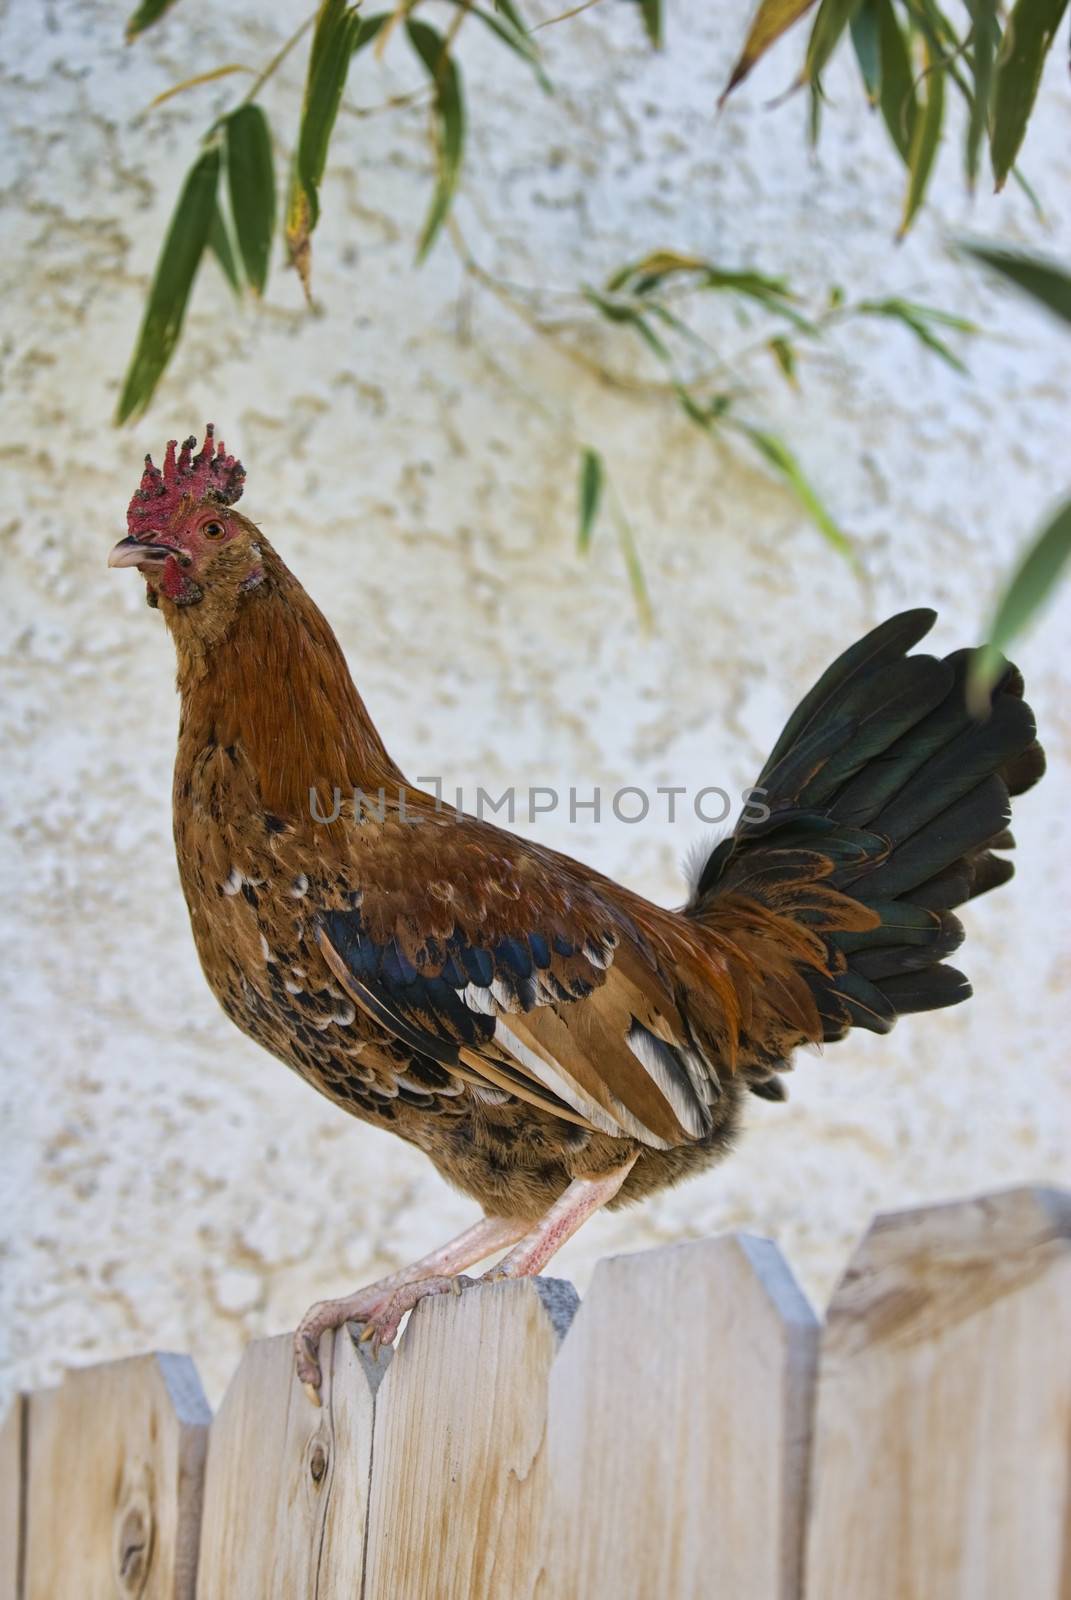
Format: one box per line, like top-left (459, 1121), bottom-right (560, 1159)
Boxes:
top-left (196, 1328), bottom-right (381, 1599)
top-left (364, 1277), bottom-right (578, 1600)
top-left (1, 1396), bottom-right (26, 1600)
top-left (543, 1234), bottom-right (818, 1600)
top-left (805, 1186), bottom-right (1071, 1600)
top-left (23, 1354), bottom-right (210, 1600)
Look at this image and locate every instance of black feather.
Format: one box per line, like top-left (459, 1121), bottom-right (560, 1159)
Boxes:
top-left (877, 965), bottom-right (972, 1014)
top-left (756, 609), bottom-right (937, 789)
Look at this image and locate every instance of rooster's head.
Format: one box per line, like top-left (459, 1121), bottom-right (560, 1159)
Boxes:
top-left (109, 425), bottom-right (263, 615)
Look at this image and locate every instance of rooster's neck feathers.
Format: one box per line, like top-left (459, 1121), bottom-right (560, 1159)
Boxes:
top-left (173, 544), bottom-right (401, 817)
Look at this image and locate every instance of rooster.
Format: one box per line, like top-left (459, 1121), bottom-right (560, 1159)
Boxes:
top-left (110, 427), bottom-right (1045, 1402)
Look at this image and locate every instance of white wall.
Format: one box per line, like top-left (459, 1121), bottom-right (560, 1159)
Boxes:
top-left (2, 0), bottom-right (1069, 1408)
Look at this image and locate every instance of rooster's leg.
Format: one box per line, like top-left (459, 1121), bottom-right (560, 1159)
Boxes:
top-left (357, 1159), bottom-right (638, 1358)
top-left (295, 1212), bottom-right (528, 1400)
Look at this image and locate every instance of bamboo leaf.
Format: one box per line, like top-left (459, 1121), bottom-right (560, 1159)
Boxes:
top-left (438, 0), bottom-right (551, 90)
top-left (209, 200), bottom-right (242, 295)
top-left (407, 20), bottom-right (466, 262)
top-left (876, 0), bottom-right (917, 162)
top-left (605, 249), bottom-right (710, 293)
top-left (850, 0), bottom-right (882, 103)
top-left (768, 335), bottom-right (799, 386)
top-left (805, 0), bottom-right (866, 83)
top-left (225, 104), bottom-right (276, 296)
top-left (970, 498), bottom-right (1071, 703)
top-left (613, 500), bottom-right (654, 629)
top-left (125, 0), bottom-right (181, 42)
top-left (965, 0), bottom-right (998, 188)
top-left (734, 421), bottom-right (855, 563)
top-left (720, 0), bottom-right (819, 102)
top-left (990, 0), bottom-right (1069, 190)
top-left (353, 11), bottom-right (391, 52)
top-left (959, 241), bottom-right (1071, 326)
top-left (604, 254), bottom-right (804, 323)
top-left (674, 385), bottom-right (732, 428)
top-left (116, 146), bottom-right (220, 424)
top-left (299, 3), bottom-right (362, 211)
top-left (578, 449), bottom-right (604, 552)
top-left (857, 297), bottom-right (973, 372)
top-left (286, 0), bottom-right (362, 296)
top-left (898, 38), bottom-right (944, 236)
top-left (583, 288), bottom-right (673, 363)
top-left (630, 0), bottom-right (663, 48)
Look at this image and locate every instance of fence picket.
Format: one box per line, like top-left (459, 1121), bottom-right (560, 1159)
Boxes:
top-left (363, 1277), bottom-right (578, 1600)
top-left (196, 1327), bottom-right (382, 1598)
top-left (542, 1234), bottom-right (818, 1600)
top-left (9, 1188), bottom-right (1071, 1595)
top-left (1, 1395), bottom-right (26, 1600)
top-left (23, 1353), bottom-right (209, 1600)
top-left (804, 1186), bottom-right (1071, 1600)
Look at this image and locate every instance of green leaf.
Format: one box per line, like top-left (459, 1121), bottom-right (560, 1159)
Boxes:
top-left (613, 501), bottom-right (654, 629)
top-left (898, 37), bottom-right (944, 236)
top-left (494, 0), bottom-right (531, 32)
top-left (225, 105), bottom-right (275, 296)
top-left (631, 0), bottom-right (663, 47)
top-left (286, 0), bottom-right (362, 295)
top-left (407, 20), bottom-right (466, 262)
top-left (299, 2), bottom-right (361, 212)
top-left (583, 288), bottom-right (673, 364)
top-left (720, 0), bottom-right (819, 102)
top-left (857, 297), bottom-right (973, 373)
top-left (808, 74), bottom-right (824, 146)
top-left (605, 248), bottom-right (709, 294)
top-left (990, 0), bottom-right (1069, 190)
top-left (959, 241), bottom-right (1071, 326)
top-left (605, 254), bottom-right (807, 326)
top-left (578, 449), bottom-right (604, 552)
top-left (438, 0), bottom-right (551, 90)
top-left (1010, 163), bottom-right (1045, 219)
top-left (735, 420), bottom-right (855, 564)
top-left (768, 334), bottom-right (799, 386)
top-left (850, 0), bottom-right (882, 103)
top-left (876, 0), bottom-right (917, 162)
top-left (970, 497), bottom-right (1071, 702)
top-left (208, 200), bottom-right (241, 295)
top-left (353, 11), bottom-right (391, 52)
top-left (965, 0), bottom-right (999, 189)
top-left (674, 385), bottom-right (732, 428)
top-left (805, 0), bottom-right (866, 83)
top-left (116, 146), bottom-right (220, 424)
top-left (125, 0), bottom-right (181, 42)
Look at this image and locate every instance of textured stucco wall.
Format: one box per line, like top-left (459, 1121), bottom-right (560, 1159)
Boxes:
top-left (1, 0), bottom-right (1069, 1410)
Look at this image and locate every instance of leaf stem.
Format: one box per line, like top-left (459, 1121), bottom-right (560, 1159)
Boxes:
top-left (240, 12), bottom-right (317, 106)
top-left (532, 0), bottom-right (607, 31)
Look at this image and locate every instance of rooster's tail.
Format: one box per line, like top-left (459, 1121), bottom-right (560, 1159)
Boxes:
top-left (687, 610), bottom-right (1045, 1068)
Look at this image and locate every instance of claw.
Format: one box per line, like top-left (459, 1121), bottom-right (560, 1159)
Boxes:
top-left (302, 1380), bottom-right (322, 1408)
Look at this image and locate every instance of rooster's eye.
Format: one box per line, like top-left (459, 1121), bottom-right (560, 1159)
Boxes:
top-left (203, 521), bottom-right (225, 540)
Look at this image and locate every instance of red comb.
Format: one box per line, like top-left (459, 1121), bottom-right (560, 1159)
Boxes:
top-left (127, 424), bottom-right (246, 538)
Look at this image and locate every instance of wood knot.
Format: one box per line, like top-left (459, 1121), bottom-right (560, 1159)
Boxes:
top-left (113, 1493), bottom-right (153, 1596)
top-left (309, 1441), bottom-right (328, 1483)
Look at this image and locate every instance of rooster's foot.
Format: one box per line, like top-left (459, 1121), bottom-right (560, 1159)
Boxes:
top-left (295, 1283), bottom-right (402, 1402)
top-left (356, 1273), bottom-right (476, 1359)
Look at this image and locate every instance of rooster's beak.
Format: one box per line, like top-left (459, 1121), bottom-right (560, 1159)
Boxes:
top-left (108, 536), bottom-right (174, 570)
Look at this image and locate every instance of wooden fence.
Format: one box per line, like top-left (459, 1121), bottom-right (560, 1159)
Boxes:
top-left (3, 1184), bottom-right (1070, 1598)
